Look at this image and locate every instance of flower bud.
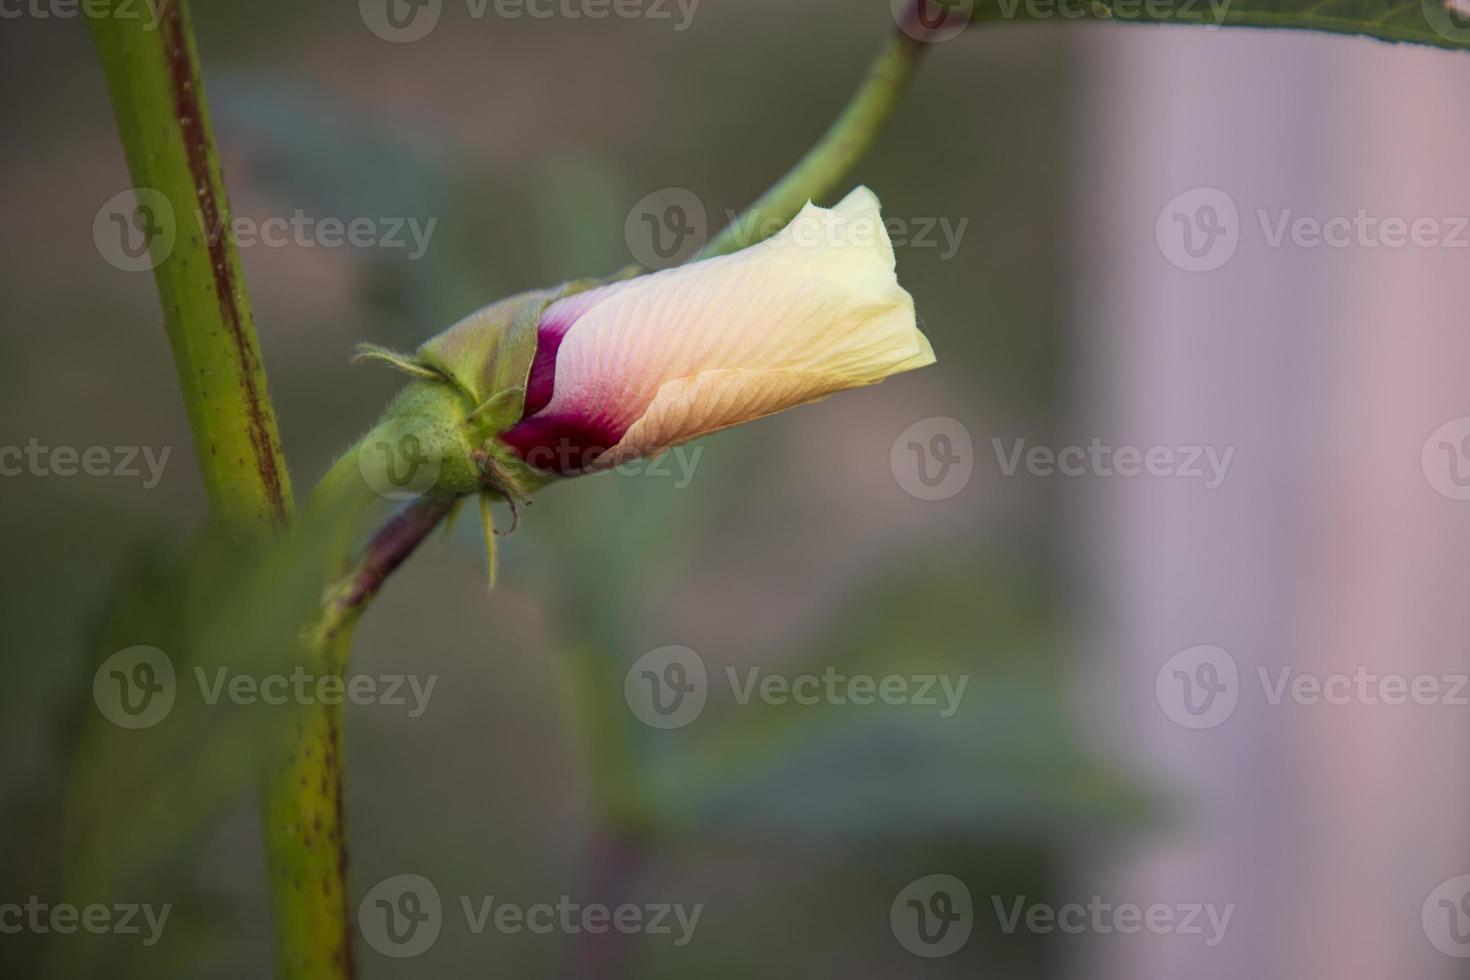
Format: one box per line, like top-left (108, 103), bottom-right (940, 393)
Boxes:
top-left (503, 186), bottom-right (935, 475)
top-left (362, 186), bottom-right (934, 498)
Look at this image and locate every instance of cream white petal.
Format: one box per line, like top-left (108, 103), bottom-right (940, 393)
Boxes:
top-left (536, 186), bottom-right (935, 464)
top-left (602, 368), bottom-right (853, 466)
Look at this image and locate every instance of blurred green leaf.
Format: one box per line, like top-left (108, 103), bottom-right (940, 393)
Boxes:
top-left (969, 0), bottom-right (1470, 49)
top-left (643, 560), bottom-right (1154, 844)
top-left (42, 520), bottom-right (336, 980)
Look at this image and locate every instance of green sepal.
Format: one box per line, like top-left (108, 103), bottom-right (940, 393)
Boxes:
top-left (416, 273), bottom-right (629, 428)
top-left (416, 287), bottom-right (560, 420)
top-left (352, 343), bottom-right (448, 382)
top-left (478, 491), bottom-right (498, 591)
top-left (352, 269), bottom-right (643, 509)
top-left (464, 386), bottom-right (528, 452)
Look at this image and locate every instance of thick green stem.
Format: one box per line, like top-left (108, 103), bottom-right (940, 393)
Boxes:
top-left (260, 629), bottom-right (354, 980)
top-left (86, 5), bottom-right (346, 978)
top-left (700, 29), bottom-right (928, 259)
top-left (257, 483), bottom-right (456, 976)
top-left (88, 0), bottom-right (292, 527)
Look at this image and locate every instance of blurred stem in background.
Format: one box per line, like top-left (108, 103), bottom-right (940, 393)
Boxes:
top-left (87, 1), bottom-right (935, 978)
top-left (557, 639), bottom-right (657, 979)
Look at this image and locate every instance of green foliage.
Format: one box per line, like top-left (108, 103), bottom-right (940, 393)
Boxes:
top-left (643, 560), bottom-right (1155, 843)
top-left (41, 524), bottom-right (335, 980)
top-left (969, 0), bottom-right (1470, 49)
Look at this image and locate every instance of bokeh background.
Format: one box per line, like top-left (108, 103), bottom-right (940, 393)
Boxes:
top-left (4, 2), bottom-right (1470, 978)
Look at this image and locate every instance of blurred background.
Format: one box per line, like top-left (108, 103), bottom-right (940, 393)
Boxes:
top-left (3, 1), bottom-right (1470, 978)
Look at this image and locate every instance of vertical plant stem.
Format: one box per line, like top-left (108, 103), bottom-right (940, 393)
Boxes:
top-left (260, 630), bottom-right (355, 980)
top-left (86, 4), bottom-right (348, 978)
top-left (88, 0), bottom-right (292, 527)
top-left (699, 28), bottom-right (929, 259)
top-left (256, 493), bottom-right (456, 976)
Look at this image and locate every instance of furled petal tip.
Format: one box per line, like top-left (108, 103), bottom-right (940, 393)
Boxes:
top-left (501, 186), bottom-right (936, 475)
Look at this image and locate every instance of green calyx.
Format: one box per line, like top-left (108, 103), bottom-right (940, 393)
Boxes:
top-left (358, 280), bottom-right (568, 499)
top-left (352, 272), bottom-right (634, 588)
